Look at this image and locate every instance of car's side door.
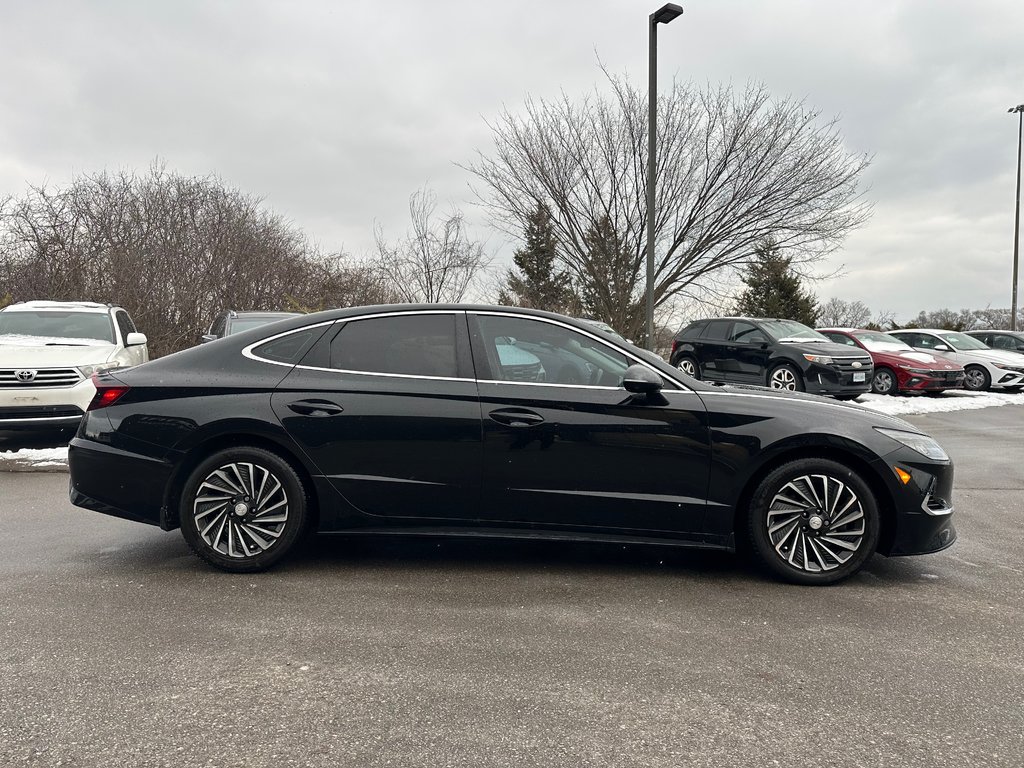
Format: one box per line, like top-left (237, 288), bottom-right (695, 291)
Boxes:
top-left (697, 319), bottom-right (736, 382)
top-left (728, 320), bottom-right (771, 383)
top-left (270, 310), bottom-right (482, 521)
top-left (469, 312), bottom-right (711, 538)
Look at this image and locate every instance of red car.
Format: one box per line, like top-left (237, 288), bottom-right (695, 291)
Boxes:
top-left (818, 328), bottom-right (965, 395)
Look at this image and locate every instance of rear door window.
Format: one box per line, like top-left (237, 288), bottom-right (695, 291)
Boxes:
top-left (701, 320), bottom-right (731, 341)
top-left (329, 314), bottom-right (458, 378)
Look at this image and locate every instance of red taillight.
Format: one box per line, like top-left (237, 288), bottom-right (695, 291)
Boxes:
top-left (88, 373), bottom-right (129, 410)
top-left (671, 340), bottom-right (680, 355)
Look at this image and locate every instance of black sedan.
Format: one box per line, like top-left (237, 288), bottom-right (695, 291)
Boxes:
top-left (68, 305), bottom-right (955, 585)
top-left (670, 317), bottom-right (873, 399)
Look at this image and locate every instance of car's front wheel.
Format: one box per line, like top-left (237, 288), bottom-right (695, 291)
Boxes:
top-left (180, 447), bottom-right (310, 572)
top-left (746, 458), bottom-right (880, 585)
top-left (871, 367), bottom-right (898, 396)
top-left (963, 365), bottom-right (991, 392)
top-left (768, 364), bottom-right (804, 392)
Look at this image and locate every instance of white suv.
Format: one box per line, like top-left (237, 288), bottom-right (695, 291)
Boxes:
top-left (0, 301), bottom-right (149, 447)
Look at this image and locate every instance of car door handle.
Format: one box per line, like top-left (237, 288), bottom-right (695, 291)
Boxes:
top-left (287, 399), bottom-right (345, 417)
top-left (488, 408), bottom-right (545, 428)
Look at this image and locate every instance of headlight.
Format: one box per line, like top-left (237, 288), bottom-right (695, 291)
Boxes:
top-left (898, 365), bottom-right (931, 374)
top-left (875, 428), bottom-right (949, 461)
top-left (77, 362), bottom-right (122, 378)
top-left (993, 362), bottom-right (1024, 373)
top-left (803, 354), bottom-right (833, 364)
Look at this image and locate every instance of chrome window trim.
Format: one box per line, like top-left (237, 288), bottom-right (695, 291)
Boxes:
top-left (242, 308), bottom-right (693, 391)
top-left (242, 310), bottom-right (470, 381)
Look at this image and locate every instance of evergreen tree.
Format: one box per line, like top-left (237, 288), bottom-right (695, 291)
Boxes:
top-left (577, 215), bottom-right (641, 333)
top-left (733, 240), bottom-right (818, 325)
top-left (498, 203), bottom-right (573, 312)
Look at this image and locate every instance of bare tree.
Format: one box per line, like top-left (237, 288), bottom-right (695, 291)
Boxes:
top-left (0, 163), bottom-right (385, 356)
top-left (373, 187), bottom-right (490, 304)
top-left (465, 73), bottom-right (871, 338)
top-left (818, 297), bottom-right (872, 327)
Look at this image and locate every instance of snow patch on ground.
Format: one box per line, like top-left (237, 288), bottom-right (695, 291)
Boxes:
top-left (0, 447), bottom-right (70, 471)
top-left (855, 390), bottom-right (1024, 416)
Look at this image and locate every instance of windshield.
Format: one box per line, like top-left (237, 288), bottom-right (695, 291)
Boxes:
top-left (939, 332), bottom-right (989, 351)
top-left (0, 311), bottom-right (115, 343)
top-left (760, 320), bottom-right (829, 343)
top-left (852, 331), bottom-right (914, 353)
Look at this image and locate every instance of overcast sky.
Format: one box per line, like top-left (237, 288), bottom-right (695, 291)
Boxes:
top-left (1, 0), bottom-right (1022, 323)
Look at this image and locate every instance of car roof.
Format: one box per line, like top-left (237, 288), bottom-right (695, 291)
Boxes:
top-left (966, 329), bottom-right (1023, 335)
top-left (1, 300), bottom-right (114, 313)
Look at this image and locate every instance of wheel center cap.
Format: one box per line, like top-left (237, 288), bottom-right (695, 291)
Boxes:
top-left (233, 502), bottom-right (249, 517)
top-left (808, 515), bottom-right (824, 531)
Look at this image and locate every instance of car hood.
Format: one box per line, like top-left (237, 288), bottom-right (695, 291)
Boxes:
top-left (0, 336), bottom-right (116, 366)
top-left (779, 340), bottom-right (871, 357)
top-left (878, 350), bottom-right (961, 369)
top-left (953, 348), bottom-right (1024, 365)
top-left (714, 383), bottom-right (919, 432)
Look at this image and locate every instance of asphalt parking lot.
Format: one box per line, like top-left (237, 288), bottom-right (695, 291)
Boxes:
top-left (1, 407), bottom-right (1021, 768)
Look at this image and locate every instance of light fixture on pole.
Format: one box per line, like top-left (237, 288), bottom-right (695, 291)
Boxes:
top-left (1009, 104), bottom-right (1024, 331)
top-left (646, 3), bottom-right (683, 351)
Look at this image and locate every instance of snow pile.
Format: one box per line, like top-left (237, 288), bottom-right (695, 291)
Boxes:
top-left (855, 390), bottom-right (1024, 416)
top-left (0, 447), bottom-right (69, 470)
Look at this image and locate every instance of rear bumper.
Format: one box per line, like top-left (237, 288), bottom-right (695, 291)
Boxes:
top-left (68, 437), bottom-right (173, 528)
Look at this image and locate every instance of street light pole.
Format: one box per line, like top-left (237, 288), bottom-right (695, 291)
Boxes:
top-left (646, 3), bottom-right (683, 351)
top-left (1010, 104), bottom-right (1024, 331)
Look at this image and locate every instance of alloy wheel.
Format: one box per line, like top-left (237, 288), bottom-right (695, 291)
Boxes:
top-left (765, 473), bottom-right (866, 573)
top-left (677, 357), bottom-right (697, 377)
top-left (964, 367), bottom-right (988, 391)
top-left (872, 369), bottom-right (895, 395)
top-left (192, 462), bottom-right (290, 559)
top-left (769, 366), bottom-right (798, 390)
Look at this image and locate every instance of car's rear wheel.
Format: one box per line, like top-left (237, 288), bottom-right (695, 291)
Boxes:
top-left (747, 458), bottom-right (880, 585)
top-left (871, 367), bottom-right (898, 395)
top-left (963, 365), bottom-right (991, 392)
top-left (180, 447), bottom-right (309, 572)
top-left (768, 364), bottom-right (804, 392)
top-left (675, 355), bottom-right (700, 379)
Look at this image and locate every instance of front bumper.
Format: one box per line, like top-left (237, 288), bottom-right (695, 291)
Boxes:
top-left (901, 371), bottom-right (965, 392)
top-left (876, 451), bottom-right (957, 556)
top-left (804, 363), bottom-right (873, 396)
top-left (0, 378), bottom-right (96, 445)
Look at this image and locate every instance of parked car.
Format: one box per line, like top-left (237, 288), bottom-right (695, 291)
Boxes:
top-left (965, 329), bottom-right (1024, 354)
top-left (670, 317), bottom-right (873, 399)
top-left (0, 300), bottom-right (148, 448)
top-left (818, 328), bottom-right (965, 396)
top-left (889, 329), bottom-right (1024, 392)
top-left (201, 310), bottom-right (302, 343)
top-left (68, 304), bottom-right (955, 585)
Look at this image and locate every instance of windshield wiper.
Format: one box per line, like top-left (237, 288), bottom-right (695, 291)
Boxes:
top-left (44, 342), bottom-right (90, 346)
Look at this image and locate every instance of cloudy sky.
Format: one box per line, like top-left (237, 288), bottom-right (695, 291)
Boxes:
top-left (1, 0), bottom-right (1022, 323)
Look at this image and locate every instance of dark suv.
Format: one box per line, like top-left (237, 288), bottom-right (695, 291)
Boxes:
top-left (965, 329), bottom-right (1024, 353)
top-left (670, 317), bottom-right (873, 399)
top-left (201, 310), bottom-right (302, 343)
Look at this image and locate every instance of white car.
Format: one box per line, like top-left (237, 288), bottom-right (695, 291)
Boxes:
top-left (0, 301), bottom-right (148, 447)
top-left (889, 328), bottom-right (1024, 392)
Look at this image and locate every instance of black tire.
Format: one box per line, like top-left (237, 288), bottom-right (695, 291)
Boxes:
top-left (179, 446), bottom-right (310, 573)
top-left (767, 363), bottom-right (804, 392)
top-left (675, 355), bottom-right (700, 379)
top-left (871, 367), bottom-right (898, 396)
top-left (746, 458), bottom-right (880, 585)
top-left (963, 365), bottom-right (991, 392)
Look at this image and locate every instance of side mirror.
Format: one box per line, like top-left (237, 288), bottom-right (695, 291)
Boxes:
top-left (934, 344), bottom-right (950, 352)
top-left (622, 364), bottom-right (663, 395)
top-left (126, 332), bottom-right (148, 347)
top-left (200, 334), bottom-right (217, 344)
